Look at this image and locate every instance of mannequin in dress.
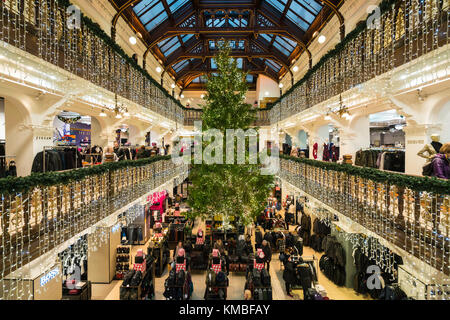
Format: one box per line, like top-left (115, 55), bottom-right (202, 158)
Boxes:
top-left (417, 134), bottom-right (443, 162)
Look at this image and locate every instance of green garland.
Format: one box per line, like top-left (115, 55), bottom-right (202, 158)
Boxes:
top-left (266, 0), bottom-right (400, 109)
top-left (280, 155), bottom-right (450, 195)
top-left (55, 0), bottom-right (184, 109)
top-left (0, 155), bottom-right (171, 195)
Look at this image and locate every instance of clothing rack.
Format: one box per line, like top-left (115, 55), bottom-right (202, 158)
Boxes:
top-left (43, 145), bottom-right (79, 173)
top-left (301, 255), bottom-right (319, 283)
top-left (362, 147), bottom-right (405, 152)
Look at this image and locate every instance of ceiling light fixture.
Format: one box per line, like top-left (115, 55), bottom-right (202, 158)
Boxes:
top-left (265, 91), bottom-right (269, 96)
top-left (279, 83), bottom-right (284, 88)
top-left (180, 94), bottom-right (184, 99)
top-left (293, 66), bottom-right (299, 72)
top-left (171, 84), bottom-right (176, 89)
top-left (318, 35), bottom-right (326, 44)
top-left (129, 36), bottom-right (137, 45)
top-left (200, 94), bottom-right (205, 99)
top-left (324, 113), bottom-right (332, 121)
top-left (99, 109), bottom-right (107, 117)
top-left (156, 67), bottom-right (162, 73)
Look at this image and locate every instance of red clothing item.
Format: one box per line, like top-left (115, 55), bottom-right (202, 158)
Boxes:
top-left (211, 264), bottom-right (222, 274)
top-left (254, 261), bottom-right (265, 271)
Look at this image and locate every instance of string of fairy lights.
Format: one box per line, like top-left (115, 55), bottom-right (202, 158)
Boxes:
top-left (278, 158), bottom-right (449, 299)
top-left (0, 0), bottom-right (184, 126)
top-left (0, 157), bottom-right (188, 300)
top-left (269, 0), bottom-right (449, 125)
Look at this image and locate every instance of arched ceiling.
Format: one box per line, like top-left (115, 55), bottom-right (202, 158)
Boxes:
top-left (109, 0), bottom-right (343, 91)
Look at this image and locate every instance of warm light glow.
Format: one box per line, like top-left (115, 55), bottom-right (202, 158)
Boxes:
top-left (129, 36), bottom-right (137, 45)
top-left (343, 112), bottom-right (350, 119)
top-left (171, 84), bottom-right (176, 89)
top-left (156, 67), bottom-right (162, 73)
top-left (324, 114), bottom-right (332, 121)
top-left (124, 109), bottom-right (130, 117)
top-left (180, 94), bottom-right (184, 99)
top-left (200, 94), bottom-right (205, 99)
top-left (279, 83), bottom-right (284, 88)
top-left (99, 110), bottom-right (107, 117)
top-left (318, 35), bottom-right (326, 44)
top-left (115, 113), bottom-right (122, 119)
top-left (293, 66), bottom-right (299, 72)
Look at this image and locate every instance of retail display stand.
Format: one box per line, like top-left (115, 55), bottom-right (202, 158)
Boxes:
top-left (120, 273), bottom-right (144, 300)
top-left (88, 225), bottom-right (121, 284)
top-left (149, 232), bottom-right (169, 277)
top-left (120, 250), bottom-right (156, 300)
top-left (168, 222), bottom-right (186, 249)
top-left (62, 281), bottom-right (91, 300)
top-left (115, 245), bottom-right (131, 280)
top-left (1, 262), bottom-right (62, 300)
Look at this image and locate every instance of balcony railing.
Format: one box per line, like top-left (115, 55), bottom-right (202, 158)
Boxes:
top-left (279, 156), bottom-right (450, 276)
top-left (183, 108), bottom-right (270, 126)
top-left (0, 0), bottom-right (184, 123)
top-left (0, 156), bottom-right (188, 284)
top-left (269, 0), bottom-right (449, 123)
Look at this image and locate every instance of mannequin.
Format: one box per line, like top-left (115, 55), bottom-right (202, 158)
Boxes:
top-left (417, 134), bottom-right (443, 162)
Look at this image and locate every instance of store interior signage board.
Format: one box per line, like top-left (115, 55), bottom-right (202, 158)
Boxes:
top-left (40, 268), bottom-right (60, 287)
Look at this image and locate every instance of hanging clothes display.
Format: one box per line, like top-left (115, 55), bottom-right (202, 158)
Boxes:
top-left (319, 235), bottom-right (346, 286)
top-left (312, 143), bottom-right (318, 159)
top-left (322, 143), bottom-right (329, 161)
top-left (355, 148), bottom-right (405, 173)
top-left (83, 145), bottom-right (103, 163)
top-left (352, 236), bottom-right (404, 299)
top-left (31, 147), bottom-right (82, 173)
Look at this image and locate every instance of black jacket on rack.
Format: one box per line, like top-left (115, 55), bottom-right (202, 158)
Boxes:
top-left (383, 151), bottom-right (405, 173)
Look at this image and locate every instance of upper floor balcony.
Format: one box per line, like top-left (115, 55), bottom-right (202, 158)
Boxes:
top-left (268, 0), bottom-right (449, 123)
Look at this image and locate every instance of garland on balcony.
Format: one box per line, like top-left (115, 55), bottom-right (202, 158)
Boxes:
top-left (55, 0), bottom-right (184, 109)
top-left (0, 156), bottom-right (171, 195)
top-left (280, 155), bottom-right (450, 195)
top-left (266, 0), bottom-right (400, 109)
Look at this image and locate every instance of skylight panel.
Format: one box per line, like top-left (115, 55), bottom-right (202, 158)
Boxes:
top-left (168, 0), bottom-right (189, 13)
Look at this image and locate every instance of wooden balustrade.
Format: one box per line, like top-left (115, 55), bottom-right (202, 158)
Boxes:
top-left (279, 157), bottom-right (449, 275)
top-left (0, 158), bottom-right (188, 281)
top-left (269, 0), bottom-right (449, 122)
top-left (0, 0), bottom-right (184, 123)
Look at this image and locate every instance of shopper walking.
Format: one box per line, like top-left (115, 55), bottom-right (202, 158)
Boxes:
top-left (283, 256), bottom-right (296, 298)
top-left (262, 240), bottom-right (272, 272)
top-left (102, 147), bottom-right (118, 163)
top-left (432, 143), bottom-right (450, 179)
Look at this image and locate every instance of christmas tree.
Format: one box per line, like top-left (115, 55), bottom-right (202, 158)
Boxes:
top-left (187, 41), bottom-right (274, 227)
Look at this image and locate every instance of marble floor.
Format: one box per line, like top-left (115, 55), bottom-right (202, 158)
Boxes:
top-left (92, 206), bottom-right (371, 300)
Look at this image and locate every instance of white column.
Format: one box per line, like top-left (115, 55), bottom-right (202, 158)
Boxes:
top-left (403, 123), bottom-right (442, 175)
top-left (339, 115), bottom-right (370, 162)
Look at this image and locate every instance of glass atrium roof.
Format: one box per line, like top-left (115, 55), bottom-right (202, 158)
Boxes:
top-left (265, 0), bottom-right (322, 31)
top-left (128, 0), bottom-right (326, 88)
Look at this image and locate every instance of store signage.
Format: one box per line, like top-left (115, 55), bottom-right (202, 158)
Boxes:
top-left (147, 190), bottom-right (167, 204)
top-left (40, 268), bottom-right (59, 287)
